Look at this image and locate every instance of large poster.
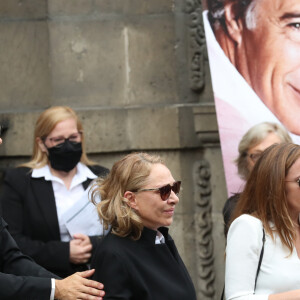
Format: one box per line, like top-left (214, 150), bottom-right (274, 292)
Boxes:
top-left (202, 0), bottom-right (300, 196)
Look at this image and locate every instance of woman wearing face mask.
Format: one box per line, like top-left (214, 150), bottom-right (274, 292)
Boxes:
top-left (1, 106), bottom-right (109, 278)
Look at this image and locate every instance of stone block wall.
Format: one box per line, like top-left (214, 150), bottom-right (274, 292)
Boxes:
top-left (0, 1), bottom-right (226, 299)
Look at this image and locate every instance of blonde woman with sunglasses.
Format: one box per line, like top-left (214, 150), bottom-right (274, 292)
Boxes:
top-left (90, 152), bottom-right (196, 300)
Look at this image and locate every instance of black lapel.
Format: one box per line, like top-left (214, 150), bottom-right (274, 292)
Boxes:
top-left (82, 178), bottom-right (93, 190)
top-left (30, 178), bottom-right (60, 239)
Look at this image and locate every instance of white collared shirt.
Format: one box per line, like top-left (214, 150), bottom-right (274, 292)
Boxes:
top-left (32, 163), bottom-right (97, 241)
top-left (155, 230), bottom-right (165, 244)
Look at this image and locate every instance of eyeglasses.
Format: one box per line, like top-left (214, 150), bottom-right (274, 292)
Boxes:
top-left (45, 132), bottom-right (82, 147)
top-left (135, 181), bottom-right (181, 201)
top-left (248, 152), bottom-right (262, 163)
top-left (285, 178), bottom-right (300, 187)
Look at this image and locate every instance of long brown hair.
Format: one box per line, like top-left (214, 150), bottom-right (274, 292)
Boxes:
top-left (230, 143), bottom-right (300, 254)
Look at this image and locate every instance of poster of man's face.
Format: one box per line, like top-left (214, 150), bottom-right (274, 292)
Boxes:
top-left (202, 0), bottom-right (300, 195)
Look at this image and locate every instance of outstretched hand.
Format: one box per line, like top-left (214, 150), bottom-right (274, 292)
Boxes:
top-left (55, 269), bottom-right (105, 300)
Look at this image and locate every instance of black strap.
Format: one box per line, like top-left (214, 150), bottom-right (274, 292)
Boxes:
top-left (221, 227), bottom-right (265, 300)
top-left (254, 228), bottom-right (265, 290)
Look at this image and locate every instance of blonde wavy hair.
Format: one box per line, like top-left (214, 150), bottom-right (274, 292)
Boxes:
top-left (21, 106), bottom-right (96, 169)
top-left (91, 152), bottom-right (164, 240)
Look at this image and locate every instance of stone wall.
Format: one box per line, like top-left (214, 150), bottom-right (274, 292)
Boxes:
top-left (0, 1), bottom-right (226, 299)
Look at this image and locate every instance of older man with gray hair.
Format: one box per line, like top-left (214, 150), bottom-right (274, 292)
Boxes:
top-left (206, 0), bottom-right (300, 135)
top-left (203, 0), bottom-right (300, 194)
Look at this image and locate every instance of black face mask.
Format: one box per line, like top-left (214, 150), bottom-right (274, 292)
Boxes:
top-left (47, 140), bottom-right (83, 172)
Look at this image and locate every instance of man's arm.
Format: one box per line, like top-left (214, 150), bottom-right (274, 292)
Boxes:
top-left (0, 218), bottom-right (55, 299)
top-left (55, 269), bottom-right (104, 300)
top-left (0, 218), bottom-right (104, 300)
top-left (0, 272), bottom-right (52, 300)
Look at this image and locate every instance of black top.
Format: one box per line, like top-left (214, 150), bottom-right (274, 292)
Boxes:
top-left (222, 193), bottom-right (240, 236)
top-left (0, 217), bottom-right (59, 300)
top-left (91, 227), bottom-right (197, 300)
top-left (1, 164), bottom-right (109, 277)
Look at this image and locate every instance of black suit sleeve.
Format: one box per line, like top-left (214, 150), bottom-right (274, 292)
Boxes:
top-left (0, 218), bottom-right (59, 300)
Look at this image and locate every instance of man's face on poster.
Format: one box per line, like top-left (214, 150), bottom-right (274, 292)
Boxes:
top-left (230, 0), bottom-right (300, 135)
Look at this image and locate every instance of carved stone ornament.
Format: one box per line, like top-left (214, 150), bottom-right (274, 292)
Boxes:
top-left (194, 159), bottom-right (215, 299)
top-left (185, 0), bottom-right (206, 92)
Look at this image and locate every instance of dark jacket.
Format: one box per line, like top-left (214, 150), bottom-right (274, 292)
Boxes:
top-left (1, 165), bottom-right (109, 277)
top-left (222, 193), bottom-right (240, 236)
top-left (91, 227), bottom-right (197, 300)
top-left (0, 217), bottom-right (59, 300)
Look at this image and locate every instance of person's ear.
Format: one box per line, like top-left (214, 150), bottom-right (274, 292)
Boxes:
top-left (36, 137), bottom-right (48, 153)
top-left (224, 3), bottom-right (244, 45)
top-left (124, 191), bottom-right (139, 211)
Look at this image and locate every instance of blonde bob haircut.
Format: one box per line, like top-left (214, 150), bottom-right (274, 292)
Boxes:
top-left (91, 152), bottom-right (164, 240)
top-left (235, 122), bottom-right (292, 180)
top-left (22, 106), bottom-right (96, 169)
top-left (231, 143), bottom-right (300, 255)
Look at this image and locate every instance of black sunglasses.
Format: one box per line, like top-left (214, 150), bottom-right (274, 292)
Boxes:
top-left (285, 177), bottom-right (300, 187)
top-left (136, 181), bottom-right (181, 201)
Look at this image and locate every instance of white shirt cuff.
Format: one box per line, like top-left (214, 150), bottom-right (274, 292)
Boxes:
top-left (50, 278), bottom-right (55, 300)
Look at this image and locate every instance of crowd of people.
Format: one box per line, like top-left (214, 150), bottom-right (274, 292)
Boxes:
top-left (1, 105), bottom-right (300, 300)
top-left (0, 106), bottom-right (196, 299)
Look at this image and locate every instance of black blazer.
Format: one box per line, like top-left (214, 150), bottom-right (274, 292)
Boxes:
top-left (222, 193), bottom-right (240, 237)
top-left (1, 165), bottom-right (109, 278)
top-left (0, 217), bottom-right (59, 300)
top-left (91, 227), bottom-right (197, 300)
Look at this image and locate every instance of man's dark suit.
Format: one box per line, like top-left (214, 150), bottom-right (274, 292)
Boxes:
top-left (1, 165), bottom-right (109, 278)
top-left (0, 217), bottom-right (58, 300)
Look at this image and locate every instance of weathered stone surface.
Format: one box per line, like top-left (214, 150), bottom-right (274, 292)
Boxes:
top-left (212, 212), bottom-right (226, 300)
top-left (0, 112), bottom-right (38, 156)
top-left (0, 105), bottom-right (200, 156)
top-left (0, 0), bottom-right (47, 19)
top-left (205, 146), bottom-right (226, 299)
top-left (48, 0), bottom-right (174, 16)
top-left (193, 104), bottom-right (219, 143)
top-left (124, 17), bottom-right (178, 105)
top-left (49, 16), bottom-right (178, 106)
top-left (0, 1), bottom-right (226, 299)
top-left (0, 21), bottom-right (50, 110)
top-left (204, 146), bottom-right (227, 212)
top-left (48, 19), bottom-right (125, 107)
top-left (171, 212), bottom-right (197, 286)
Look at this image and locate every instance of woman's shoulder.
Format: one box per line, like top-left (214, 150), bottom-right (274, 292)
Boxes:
top-left (4, 166), bottom-right (31, 180)
top-left (232, 214), bottom-right (262, 225)
top-left (87, 164), bottom-right (109, 177)
top-left (97, 232), bottom-right (133, 250)
top-left (228, 214), bottom-right (263, 244)
top-left (93, 233), bottom-right (135, 263)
